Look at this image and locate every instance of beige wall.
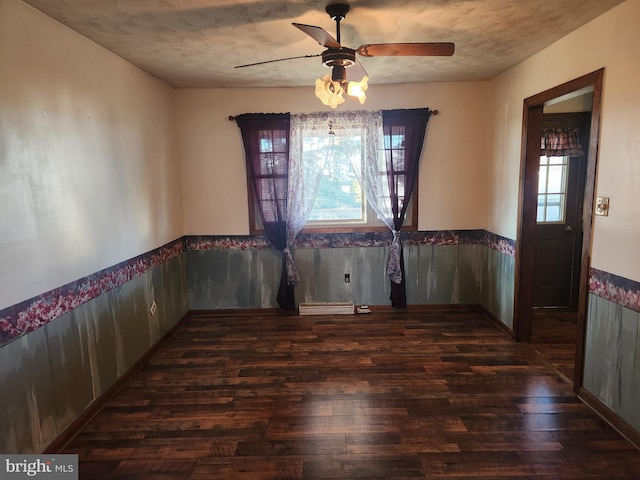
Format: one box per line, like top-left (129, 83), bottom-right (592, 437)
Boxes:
top-left (175, 81), bottom-right (490, 235)
top-left (0, 0), bottom-right (184, 310)
top-left (3, 0), bottom-right (638, 313)
top-left (487, 0), bottom-right (640, 282)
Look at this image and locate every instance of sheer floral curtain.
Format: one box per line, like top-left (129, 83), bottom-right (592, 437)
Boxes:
top-left (381, 108), bottom-right (432, 307)
top-left (341, 110), bottom-right (396, 241)
top-left (348, 109), bottom-right (432, 308)
top-left (285, 113), bottom-right (334, 282)
top-left (235, 113), bottom-right (295, 310)
top-left (312, 110), bottom-right (388, 224)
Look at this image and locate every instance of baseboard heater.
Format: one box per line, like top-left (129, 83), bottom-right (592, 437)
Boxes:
top-left (299, 302), bottom-right (355, 315)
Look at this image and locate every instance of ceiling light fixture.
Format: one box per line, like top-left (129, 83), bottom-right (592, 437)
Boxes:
top-left (235, 3), bottom-right (454, 109)
top-left (315, 69), bottom-right (368, 108)
top-left (346, 75), bottom-right (368, 104)
top-left (313, 5), bottom-right (368, 108)
top-left (315, 73), bottom-right (345, 108)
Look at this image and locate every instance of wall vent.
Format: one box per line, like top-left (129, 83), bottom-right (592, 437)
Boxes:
top-left (299, 302), bottom-right (355, 315)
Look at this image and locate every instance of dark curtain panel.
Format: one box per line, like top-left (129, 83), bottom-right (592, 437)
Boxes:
top-left (235, 113), bottom-right (295, 310)
top-left (382, 108), bottom-right (432, 308)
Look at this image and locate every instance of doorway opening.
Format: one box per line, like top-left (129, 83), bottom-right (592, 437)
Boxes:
top-left (513, 69), bottom-right (603, 393)
top-left (531, 111), bottom-right (591, 382)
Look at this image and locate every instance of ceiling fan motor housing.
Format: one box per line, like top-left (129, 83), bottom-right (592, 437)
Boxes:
top-left (322, 48), bottom-right (356, 68)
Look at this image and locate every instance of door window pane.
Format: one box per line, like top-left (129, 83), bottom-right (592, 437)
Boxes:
top-left (545, 194), bottom-right (563, 222)
top-left (547, 165), bottom-right (565, 192)
top-left (537, 156), bottom-right (568, 223)
top-left (538, 165), bottom-right (548, 193)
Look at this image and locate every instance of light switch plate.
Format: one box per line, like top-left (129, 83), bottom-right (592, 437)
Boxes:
top-left (595, 196), bottom-right (609, 216)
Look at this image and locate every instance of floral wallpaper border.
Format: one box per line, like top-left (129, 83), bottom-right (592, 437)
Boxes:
top-left (4, 230), bottom-right (638, 347)
top-left (589, 268), bottom-right (640, 313)
top-left (0, 239), bottom-right (185, 348)
top-left (186, 229), bottom-right (517, 256)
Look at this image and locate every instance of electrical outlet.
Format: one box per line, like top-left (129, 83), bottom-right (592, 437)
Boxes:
top-left (344, 273), bottom-right (350, 283)
top-left (149, 301), bottom-right (157, 315)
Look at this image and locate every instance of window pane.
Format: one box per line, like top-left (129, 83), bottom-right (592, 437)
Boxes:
top-left (545, 194), bottom-right (564, 222)
top-left (546, 193), bottom-right (563, 208)
top-left (546, 205), bottom-right (561, 222)
top-left (537, 195), bottom-right (546, 222)
top-left (260, 154), bottom-right (287, 175)
top-left (391, 155), bottom-right (406, 172)
top-left (396, 177), bottom-right (406, 199)
top-left (538, 165), bottom-right (548, 193)
top-left (308, 134), bottom-right (364, 222)
top-left (308, 180), bottom-right (363, 221)
top-left (385, 131), bottom-right (405, 150)
top-left (547, 165), bottom-right (565, 193)
top-left (548, 156), bottom-right (564, 165)
top-left (257, 179), bottom-right (274, 198)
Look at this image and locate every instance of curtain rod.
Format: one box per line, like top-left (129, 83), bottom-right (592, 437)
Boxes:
top-left (228, 109), bottom-right (439, 122)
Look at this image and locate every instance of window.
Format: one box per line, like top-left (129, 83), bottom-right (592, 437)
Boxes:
top-left (247, 119), bottom-right (417, 235)
top-left (537, 155), bottom-right (568, 223)
top-left (305, 133), bottom-right (364, 224)
top-left (255, 131), bottom-right (288, 223)
top-left (239, 109), bottom-right (431, 309)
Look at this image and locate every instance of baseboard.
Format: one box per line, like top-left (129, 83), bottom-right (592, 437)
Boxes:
top-left (192, 304), bottom-right (485, 316)
top-left (190, 307), bottom-right (295, 317)
top-left (578, 387), bottom-right (640, 451)
top-left (361, 303), bottom-right (487, 314)
top-left (478, 305), bottom-right (515, 338)
top-left (43, 310), bottom-right (192, 453)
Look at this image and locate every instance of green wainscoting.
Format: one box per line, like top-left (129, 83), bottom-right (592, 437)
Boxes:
top-left (0, 255), bottom-right (188, 453)
top-left (584, 293), bottom-right (640, 433)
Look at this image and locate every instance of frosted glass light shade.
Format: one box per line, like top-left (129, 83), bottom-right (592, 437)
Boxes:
top-left (347, 76), bottom-right (368, 104)
top-left (315, 74), bottom-right (345, 109)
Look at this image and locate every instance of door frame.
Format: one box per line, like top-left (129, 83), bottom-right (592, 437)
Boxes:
top-left (513, 68), bottom-right (603, 393)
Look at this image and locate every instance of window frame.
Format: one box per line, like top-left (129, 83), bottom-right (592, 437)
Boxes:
top-left (245, 111), bottom-right (421, 235)
top-left (248, 181), bottom-right (418, 235)
top-left (536, 155), bottom-right (569, 224)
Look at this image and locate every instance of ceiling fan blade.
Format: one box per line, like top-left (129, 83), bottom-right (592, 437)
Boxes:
top-left (293, 23), bottom-right (341, 49)
top-left (347, 60), bottom-right (368, 82)
top-left (235, 53), bottom-right (321, 68)
top-left (357, 42), bottom-right (455, 57)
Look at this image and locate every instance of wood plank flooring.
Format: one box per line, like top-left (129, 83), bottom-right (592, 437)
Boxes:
top-left (531, 309), bottom-right (578, 382)
top-left (62, 308), bottom-right (640, 479)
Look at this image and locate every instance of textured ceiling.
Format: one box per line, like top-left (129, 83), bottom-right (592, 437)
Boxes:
top-left (23, 0), bottom-right (623, 89)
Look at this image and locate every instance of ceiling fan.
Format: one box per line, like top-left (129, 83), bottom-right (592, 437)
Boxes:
top-left (235, 3), bottom-right (455, 108)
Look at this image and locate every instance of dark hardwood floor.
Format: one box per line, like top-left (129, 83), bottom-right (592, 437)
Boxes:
top-left (531, 309), bottom-right (578, 382)
top-left (62, 307), bottom-right (640, 479)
